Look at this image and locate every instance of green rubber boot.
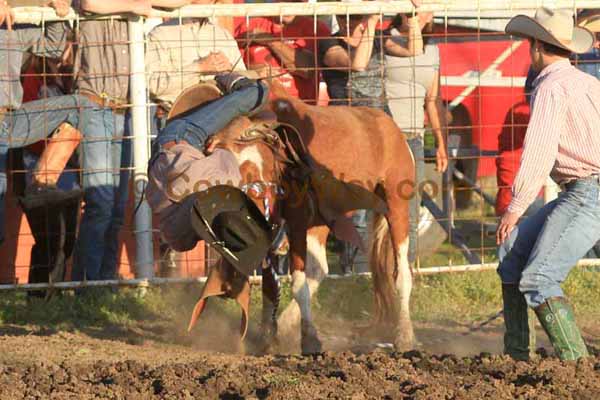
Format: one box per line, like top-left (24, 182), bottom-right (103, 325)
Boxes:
top-left (534, 297), bottom-right (589, 361)
top-left (502, 284), bottom-right (537, 361)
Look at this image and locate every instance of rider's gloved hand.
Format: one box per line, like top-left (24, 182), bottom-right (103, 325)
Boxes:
top-left (214, 72), bottom-right (255, 94)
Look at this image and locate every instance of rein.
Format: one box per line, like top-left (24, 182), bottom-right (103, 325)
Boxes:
top-left (220, 119), bottom-right (322, 230)
top-left (232, 121), bottom-right (312, 190)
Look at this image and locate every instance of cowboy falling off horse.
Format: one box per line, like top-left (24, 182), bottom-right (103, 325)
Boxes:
top-left (147, 7), bottom-right (600, 360)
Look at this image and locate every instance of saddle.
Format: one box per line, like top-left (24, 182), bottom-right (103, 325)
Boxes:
top-left (171, 82), bottom-right (388, 339)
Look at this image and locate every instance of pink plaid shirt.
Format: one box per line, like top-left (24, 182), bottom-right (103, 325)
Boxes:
top-left (508, 60), bottom-right (600, 215)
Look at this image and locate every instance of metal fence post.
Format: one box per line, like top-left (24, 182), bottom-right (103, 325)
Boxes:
top-left (129, 17), bottom-right (154, 278)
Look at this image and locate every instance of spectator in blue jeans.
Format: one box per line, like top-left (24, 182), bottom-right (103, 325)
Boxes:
top-left (70, 0), bottom-right (189, 282)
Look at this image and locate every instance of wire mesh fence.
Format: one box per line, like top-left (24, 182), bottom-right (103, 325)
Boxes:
top-left (1, 1), bottom-right (599, 290)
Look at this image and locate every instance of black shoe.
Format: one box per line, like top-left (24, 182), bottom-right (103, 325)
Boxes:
top-left (19, 184), bottom-right (83, 210)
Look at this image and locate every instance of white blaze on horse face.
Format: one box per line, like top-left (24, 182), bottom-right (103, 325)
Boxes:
top-left (291, 270), bottom-right (312, 322)
top-left (234, 144), bottom-right (265, 180)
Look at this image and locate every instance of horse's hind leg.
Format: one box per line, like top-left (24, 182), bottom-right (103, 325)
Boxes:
top-left (385, 188), bottom-right (416, 351)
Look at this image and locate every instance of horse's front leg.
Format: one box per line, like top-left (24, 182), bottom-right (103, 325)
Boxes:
top-left (261, 253), bottom-right (280, 352)
top-left (285, 206), bottom-right (322, 355)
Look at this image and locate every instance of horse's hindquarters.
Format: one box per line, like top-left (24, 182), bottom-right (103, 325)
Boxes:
top-left (369, 211), bottom-right (416, 351)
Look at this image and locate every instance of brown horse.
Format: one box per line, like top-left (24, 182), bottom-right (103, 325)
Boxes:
top-left (186, 79), bottom-right (416, 354)
top-left (263, 81), bottom-right (416, 353)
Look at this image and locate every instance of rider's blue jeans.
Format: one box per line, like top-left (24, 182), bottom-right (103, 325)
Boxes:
top-left (156, 81), bottom-right (269, 151)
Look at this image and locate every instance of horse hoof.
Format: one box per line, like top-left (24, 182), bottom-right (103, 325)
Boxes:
top-left (259, 328), bottom-right (279, 354)
top-left (300, 320), bottom-right (322, 355)
top-left (236, 338), bottom-right (247, 355)
top-left (301, 336), bottom-right (323, 355)
top-left (394, 335), bottom-right (417, 352)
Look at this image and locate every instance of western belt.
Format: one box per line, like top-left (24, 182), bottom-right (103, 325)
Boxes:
top-left (403, 130), bottom-right (422, 141)
top-left (80, 92), bottom-right (128, 115)
top-left (562, 174), bottom-right (600, 191)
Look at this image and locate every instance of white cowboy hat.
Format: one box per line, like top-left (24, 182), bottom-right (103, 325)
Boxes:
top-left (505, 7), bottom-right (594, 54)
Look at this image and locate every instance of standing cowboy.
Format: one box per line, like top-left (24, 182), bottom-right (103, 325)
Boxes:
top-left (497, 8), bottom-right (598, 361)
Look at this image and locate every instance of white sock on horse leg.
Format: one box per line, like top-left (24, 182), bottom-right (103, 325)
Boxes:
top-left (277, 233), bottom-right (327, 338)
top-left (306, 234), bottom-right (328, 284)
top-left (393, 236), bottom-right (416, 349)
top-left (395, 237), bottom-right (412, 321)
top-left (291, 270), bottom-right (312, 321)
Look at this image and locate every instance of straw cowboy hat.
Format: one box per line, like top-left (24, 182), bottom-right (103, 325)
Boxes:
top-left (578, 10), bottom-right (600, 33)
top-left (167, 71), bottom-right (262, 121)
top-left (505, 7), bottom-right (594, 54)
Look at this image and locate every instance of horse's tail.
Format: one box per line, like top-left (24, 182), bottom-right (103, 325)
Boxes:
top-left (369, 212), bottom-right (398, 327)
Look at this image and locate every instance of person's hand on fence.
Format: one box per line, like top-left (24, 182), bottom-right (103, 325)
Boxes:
top-left (246, 29), bottom-right (276, 45)
top-left (0, 1), bottom-right (14, 30)
top-left (366, 14), bottom-right (380, 25)
top-left (47, 0), bottom-right (71, 17)
top-left (130, 0), bottom-right (154, 17)
top-left (198, 51), bottom-right (232, 74)
top-left (496, 210), bottom-right (520, 245)
top-left (249, 64), bottom-right (276, 79)
top-left (418, 11), bottom-right (433, 29)
top-left (435, 145), bottom-right (448, 173)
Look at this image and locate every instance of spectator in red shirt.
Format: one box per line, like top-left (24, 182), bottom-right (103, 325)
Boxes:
top-left (496, 101), bottom-right (531, 216)
top-left (233, 0), bottom-right (331, 104)
top-left (496, 67), bottom-right (543, 217)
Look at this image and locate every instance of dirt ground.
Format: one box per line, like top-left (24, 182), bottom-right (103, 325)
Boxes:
top-left (0, 318), bottom-right (599, 399)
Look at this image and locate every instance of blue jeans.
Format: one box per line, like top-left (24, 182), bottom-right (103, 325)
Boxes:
top-left (0, 95), bottom-right (94, 242)
top-left (497, 176), bottom-right (600, 307)
top-left (72, 108), bottom-right (129, 281)
top-left (156, 81), bottom-right (269, 151)
top-left (406, 137), bottom-right (425, 264)
top-left (103, 113), bottom-right (131, 279)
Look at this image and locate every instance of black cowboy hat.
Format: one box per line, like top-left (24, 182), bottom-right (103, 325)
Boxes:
top-left (189, 185), bottom-right (273, 276)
